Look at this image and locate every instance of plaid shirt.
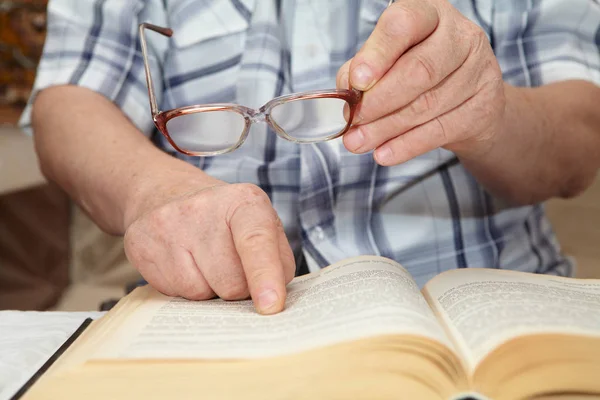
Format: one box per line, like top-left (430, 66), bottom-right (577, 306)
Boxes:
top-left (21, 0), bottom-right (600, 286)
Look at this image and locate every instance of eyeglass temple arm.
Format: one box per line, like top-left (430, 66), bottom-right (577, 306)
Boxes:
top-left (138, 23), bottom-right (173, 117)
top-left (139, 3), bottom-right (394, 115)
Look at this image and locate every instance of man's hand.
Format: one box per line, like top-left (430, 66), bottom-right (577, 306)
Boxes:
top-left (123, 182), bottom-right (295, 315)
top-left (33, 86), bottom-right (295, 315)
top-left (337, 0), bottom-right (505, 165)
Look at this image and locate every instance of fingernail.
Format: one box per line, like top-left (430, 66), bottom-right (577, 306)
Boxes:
top-left (343, 102), bottom-right (350, 122)
top-left (344, 128), bottom-right (365, 152)
top-left (351, 64), bottom-right (373, 90)
top-left (375, 146), bottom-right (392, 165)
top-left (258, 289), bottom-right (279, 313)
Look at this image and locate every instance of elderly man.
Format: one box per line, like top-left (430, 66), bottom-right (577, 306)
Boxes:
top-left (22, 0), bottom-right (600, 314)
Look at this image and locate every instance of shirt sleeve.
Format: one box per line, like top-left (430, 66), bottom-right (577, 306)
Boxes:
top-left (492, 0), bottom-right (600, 87)
top-left (19, 0), bottom-right (168, 136)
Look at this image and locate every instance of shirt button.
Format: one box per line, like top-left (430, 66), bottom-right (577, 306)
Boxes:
top-left (313, 226), bottom-right (325, 241)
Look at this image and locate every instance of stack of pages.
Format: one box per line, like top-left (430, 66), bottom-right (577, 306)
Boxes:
top-left (13, 256), bottom-right (600, 400)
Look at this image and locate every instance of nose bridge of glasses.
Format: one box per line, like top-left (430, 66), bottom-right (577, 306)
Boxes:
top-left (246, 107), bottom-right (269, 124)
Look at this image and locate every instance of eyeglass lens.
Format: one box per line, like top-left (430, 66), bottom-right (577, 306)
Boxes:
top-left (270, 97), bottom-right (349, 142)
top-left (165, 97), bottom-right (351, 153)
top-left (166, 110), bottom-right (246, 153)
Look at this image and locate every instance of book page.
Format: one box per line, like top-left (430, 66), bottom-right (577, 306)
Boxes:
top-left (0, 311), bottom-right (104, 400)
top-left (424, 269), bottom-right (600, 370)
top-left (92, 256), bottom-right (454, 360)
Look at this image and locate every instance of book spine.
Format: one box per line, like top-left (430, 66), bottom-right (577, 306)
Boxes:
top-left (449, 392), bottom-right (491, 400)
top-left (10, 317), bottom-right (93, 400)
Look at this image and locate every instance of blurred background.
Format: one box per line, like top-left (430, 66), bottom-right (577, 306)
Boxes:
top-left (0, 0), bottom-right (598, 313)
top-left (1, 0), bottom-right (141, 312)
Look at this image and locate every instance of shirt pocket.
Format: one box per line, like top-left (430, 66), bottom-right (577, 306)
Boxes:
top-left (162, 0), bottom-right (255, 106)
top-left (166, 0), bottom-right (251, 48)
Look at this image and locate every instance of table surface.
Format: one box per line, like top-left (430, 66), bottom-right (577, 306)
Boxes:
top-left (0, 311), bottom-right (104, 400)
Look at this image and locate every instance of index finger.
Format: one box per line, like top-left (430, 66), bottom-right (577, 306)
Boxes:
top-left (229, 196), bottom-right (287, 315)
top-left (349, 0), bottom-right (439, 91)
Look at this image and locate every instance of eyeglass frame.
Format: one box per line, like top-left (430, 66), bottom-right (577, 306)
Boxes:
top-left (138, 23), bottom-right (363, 157)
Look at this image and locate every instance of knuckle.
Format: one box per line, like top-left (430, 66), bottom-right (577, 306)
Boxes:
top-left (412, 53), bottom-right (438, 86)
top-left (124, 227), bottom-right (155, 268)
top-left (155, 284), bottom-right (178, 298)
top-left (123, 238), bottom-right (143, 266)
top-left (178, 280), bottom-right (214, 301)
top-left (171, 270), bottom-right (213, 300)
top-left (386, 111), bottom-right (408, 135)
top-left (379, 6), bottom-right (413, 39)
top-left (239, 226), bottom-right (274, 249)
top-left (123, 228), bottom-right (138, 252)
top-left (477, 29), bottom-right (489, 45)
top-left (432, 117), bottom-right (449, 144)
top-left (467, 25), bottom-right (489, 54)
top-left (359, 95), bottom-right (386, 123)
top-left (409, 90), bottom-right (438, 116)
top-left (274, 215), bottom-right (284, 231)
top-left (148, 204), bottom-right (174, 228)
top-left (388, 4), bottom-right (421, 38)
top-left (237, 184), bottom-right (270, 204)
top-left (218, 280), bottom-right (250, 300)
top-left (179, 196), bottom-right (200, 215)
top-left (228, 184), bottom-right (277, 225)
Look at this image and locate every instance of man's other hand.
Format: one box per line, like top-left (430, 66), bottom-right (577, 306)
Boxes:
top-left (123, 183), bottom-right (295, 315)
top-left (338, 0), bottom-right (505, 165)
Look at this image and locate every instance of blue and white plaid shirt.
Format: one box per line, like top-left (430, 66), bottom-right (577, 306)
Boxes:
top-left (21, 0), bottom-right (600, 286)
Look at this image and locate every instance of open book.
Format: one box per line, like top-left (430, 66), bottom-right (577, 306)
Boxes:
top-left (21, 256), bottom-right (600, 400)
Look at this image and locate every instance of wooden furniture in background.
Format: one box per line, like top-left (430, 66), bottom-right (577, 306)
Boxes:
top-left (0, 0), bottom-right (72, 311)
top-left (0, 0), bottom-right (48, 124)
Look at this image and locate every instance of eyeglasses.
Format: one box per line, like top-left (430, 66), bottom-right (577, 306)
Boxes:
top-left (139, 23), bottom-right (363, 157)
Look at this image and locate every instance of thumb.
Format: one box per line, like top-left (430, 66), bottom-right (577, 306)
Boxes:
top-left (350, 0), bottom-right (439, 90)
